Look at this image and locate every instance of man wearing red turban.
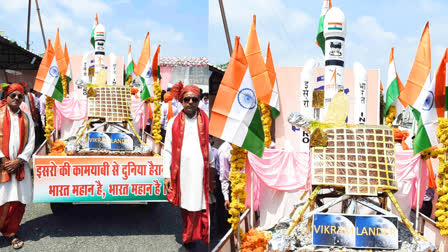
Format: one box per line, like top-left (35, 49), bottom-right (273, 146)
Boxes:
top-left (0, 84), bottom-right (35, 249)
top-left (163, 81), bottom-right (215, 250)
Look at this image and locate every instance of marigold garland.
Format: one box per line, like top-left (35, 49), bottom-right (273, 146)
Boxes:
top-left (228, 145), bottom-right (247, 232)
top-left (125, 75), bottom-right (132, 87)
top-left (384, 105), bottom-right (396, 126)
top-left (47, 140), bottom-right (67, 156)
top-left (259, 100), bottom-right (272, 148)
top-left (241, 229), bottom-right (271, 252)
top-left (44, 97), bottom-right (55, 140)
top-left (152, 81), bottom-right (162, 144)
top-left (435, 118), bottom-right (448, 236)
top-left (61, 73), bottom-right (68, 98)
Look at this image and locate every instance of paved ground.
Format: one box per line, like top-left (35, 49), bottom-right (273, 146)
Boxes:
top-left (0, 202), bottom-right (208, 252)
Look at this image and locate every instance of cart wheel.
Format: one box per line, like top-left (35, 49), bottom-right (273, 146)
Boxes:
top-left (50, 203), bottom-right (72, 215)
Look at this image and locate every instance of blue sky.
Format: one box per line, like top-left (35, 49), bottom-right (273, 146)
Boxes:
top-left (0, 0), bottom-right (208, 58)
top-left (209, 0), bottom-right (448, 87)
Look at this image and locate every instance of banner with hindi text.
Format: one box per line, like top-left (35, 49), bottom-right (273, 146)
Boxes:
top-left (33, 156), bottom-right (166, 202)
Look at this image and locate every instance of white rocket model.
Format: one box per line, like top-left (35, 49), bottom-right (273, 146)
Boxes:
top-left (323, 7), bottom-right (346, 117)
top-left (353, 62), bottom-right (368, 124)
top-left (108, 53), bottom-right (118, 85)
top-left (93, 24), bottom-right (106, 80)
top-left (298, 58), bottom-right (317, 151)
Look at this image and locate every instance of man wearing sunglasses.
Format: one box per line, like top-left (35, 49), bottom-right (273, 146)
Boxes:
top-left (162, 81), bottom-right (214, 251)
top-left (0, 83), bottom-right (35, 249)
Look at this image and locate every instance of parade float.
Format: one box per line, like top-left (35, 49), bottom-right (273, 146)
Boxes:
top-left (32, 18), bottom-right (167, 213)
top-left (212, 2), bottom-right (442, 251)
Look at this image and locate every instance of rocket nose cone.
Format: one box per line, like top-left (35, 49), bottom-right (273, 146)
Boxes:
top-left (304, 58), bottom-right (318, 70)
top-left (94, 24), bottom-right (106, 39)
top-left (323, 7), bottom-right (346, 36)
top-left (353, 62), bottom-right (366, 73)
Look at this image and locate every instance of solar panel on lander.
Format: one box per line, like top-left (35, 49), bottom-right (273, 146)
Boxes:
top-left (87, 86), bottom-right (132, 122)
top-left (311, 126), bottom-right (397, 196)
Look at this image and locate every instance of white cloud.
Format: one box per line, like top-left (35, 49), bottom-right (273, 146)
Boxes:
top-left (0, 0), bottom-right (28, 13)
top-left (58, 0), bottom-right (111, 17)
top-left (351, 16), bottom-right (397, 42)
top-left (143, 20), bottom-right (185, 45)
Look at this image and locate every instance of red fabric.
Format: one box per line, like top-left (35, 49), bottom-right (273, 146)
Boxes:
top-left (426, 159), bottom-right (436, 189)
top-left (147, 103), bottom-right (153, 119)
top-left (27, 93), bottom-right (39, 122)
top-left (0, 202), bottom-right (25, 236)
top-left (393, 128), bottom-right (410, 150)
top-left (4, 84), bottom-right (24, 97)
top-left (1, 105), bottom-right (25, 182)
top-left (167, 108), bottom-right (209, 244)
top-left (167, 101), bottom-right (174, 121)
top-left (171, 81), bottom-right (201, 101)
top-left (181, 209), bottom-right (208, 244)
top-left (163, 92), bottom-right (173, 102)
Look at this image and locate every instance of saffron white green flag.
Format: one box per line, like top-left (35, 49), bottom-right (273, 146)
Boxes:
top-left (64, 43), bottom-right (72, 87)
top-left (399, 22), bottom-right (437, 154)
top-left (90, 14), bottom-right (98, 49)
top-left (316, 0), bottom-right (332, 54)
top-left (265, 43), bottom-right (280, 119)
top-left (210, 36), bottom-right (264, 158)
top-left (34, 40), bottom-right (63, 102)
top-left (384, 47), bottom-right (406, 116)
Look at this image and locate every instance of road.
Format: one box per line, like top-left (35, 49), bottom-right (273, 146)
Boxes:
top-left (0, 202), bottom-right (208, 252)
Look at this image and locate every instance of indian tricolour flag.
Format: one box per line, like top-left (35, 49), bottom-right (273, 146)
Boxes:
top-left (210, 36), bottom-right (264, 158)
top-left (90, 13), bottom-right (98, 49)
top-left (265, 43), bottom-right (280, 119)
top-left (316, 0), bottom-right (332, 54)
top-left (34, 40), bottom-right (63, 102)
top-left (399, 22), bottom-right (437, 154)
top-left (126, 45), bottom-right (135, 81)
top-left (64, 43), bottom-right (72, 85)
top-left (134, 33), bottom-right (152, 101)
top-left (384, 47), bottom-right (406, 116)
top-left (328, 22), bottom-right (342, 30)
top-left (245, 15), bottom-right (273, 105)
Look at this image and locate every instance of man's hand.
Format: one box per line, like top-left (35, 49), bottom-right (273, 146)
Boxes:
top-left (164, 178), bottom-right (172, 193)
top-left (4, 159), bottom-right (21, 174)
top-left (224, 200), bottom-right (230, 210)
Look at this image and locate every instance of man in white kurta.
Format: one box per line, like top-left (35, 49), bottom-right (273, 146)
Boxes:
top-left (0, 84), bottom-right (35, 249)
top-left (163, 112), bottom-right (213, 211)
top-left (162, 83), bottom-right (214, 249)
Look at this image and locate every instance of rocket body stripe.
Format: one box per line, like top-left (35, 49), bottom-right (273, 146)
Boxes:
top-left (322, 7), bottom-right (346, 119)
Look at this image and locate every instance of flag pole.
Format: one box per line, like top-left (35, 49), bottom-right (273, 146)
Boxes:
top-left (251, 169), bottom-right (254, 229)
top-left (218, 0), bottom-right (233, 56)
top-left (415, 157), bottom-right (422, 232)
top-left (35, 0), bottom-right (47, 49)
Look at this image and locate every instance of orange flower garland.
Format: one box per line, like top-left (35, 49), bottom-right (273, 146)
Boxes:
top-left (47, 140), bottom-right (67, 156)
top-left (241, 229), bottom-right (271, 252)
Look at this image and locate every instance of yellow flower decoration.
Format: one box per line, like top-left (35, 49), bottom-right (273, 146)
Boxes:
top-left (227, 145), bottom-right (248, 234)
top-left (44, 97), bottom-right (55, 140)
top-left (385, 105), bottom-right (396, 126)
top-left (259, 100), bottom-right (272, 148)
top-left (435, 118), bottom-right (448, 236)
top-left (152, 81), bottom-right (163, 144)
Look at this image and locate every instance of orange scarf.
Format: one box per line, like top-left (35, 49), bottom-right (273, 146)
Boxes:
top-left (0, 104), bottom-right (27, 183)
top-left (167, 101), bottom-right (173, 121)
